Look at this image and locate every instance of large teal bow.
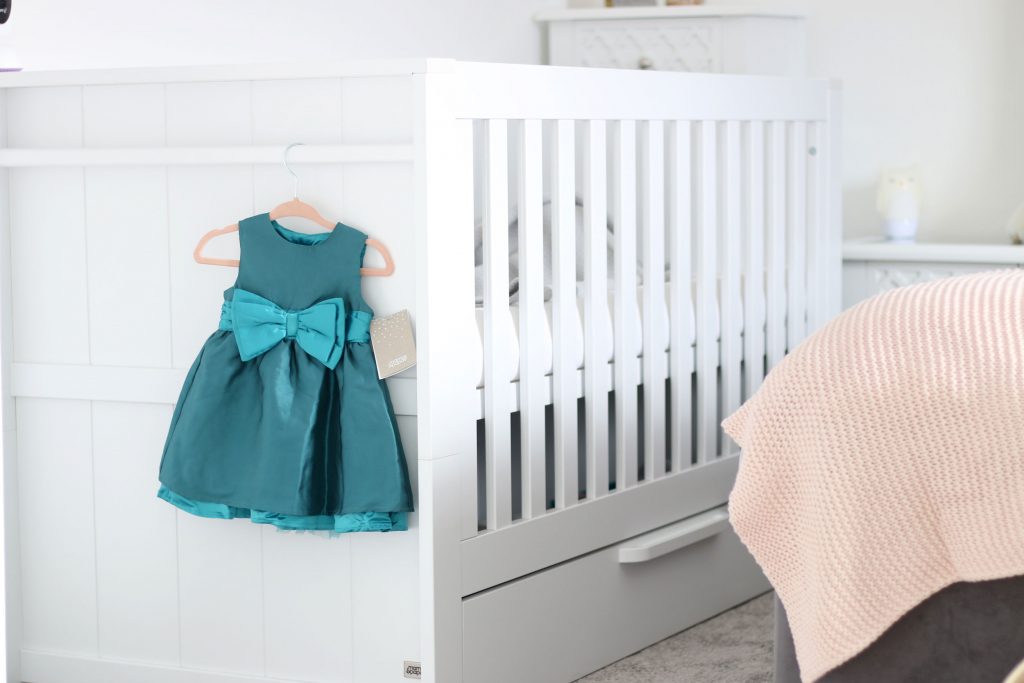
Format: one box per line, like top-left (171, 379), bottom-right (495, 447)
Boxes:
top-left (225, 288), bottom-right (348, 369)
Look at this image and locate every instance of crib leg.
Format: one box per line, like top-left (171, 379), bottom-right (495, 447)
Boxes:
top-left (414, 69), bottom-right (477, 683)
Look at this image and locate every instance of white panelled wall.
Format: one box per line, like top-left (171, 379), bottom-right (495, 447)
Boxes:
top-left (3, 74), bottom-right (420, 683)
top-left (0, 78), bottom-right (16, 683)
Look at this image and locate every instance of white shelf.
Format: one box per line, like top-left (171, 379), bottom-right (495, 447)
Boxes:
top-left (0, 144), bottom-right (414, 167)
top-left (843, 237), bottom-right (1024, 265)
top-left (535, 4), bottom-right (808, 22)
top-left (0, 58), bottom-right (447, 88)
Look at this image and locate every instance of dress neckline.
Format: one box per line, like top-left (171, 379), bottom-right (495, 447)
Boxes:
top-left (261, 212), bottom-right (341, 249)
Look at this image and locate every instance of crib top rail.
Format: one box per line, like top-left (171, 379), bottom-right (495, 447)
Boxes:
top-left (0, 59), bottom-right (838, 108)
top-left (452, 61), bottom-right (837, 121)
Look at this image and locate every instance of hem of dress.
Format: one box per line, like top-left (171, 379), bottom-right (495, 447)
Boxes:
top-left (157, 485), bottom-right (408, 534)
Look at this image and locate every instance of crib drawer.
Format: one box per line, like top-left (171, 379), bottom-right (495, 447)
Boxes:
top-left (461, 506), bottom-right (769, 683)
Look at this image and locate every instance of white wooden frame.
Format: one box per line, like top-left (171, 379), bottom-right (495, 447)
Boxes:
top-left (0, 60), bottom-right (841, 683)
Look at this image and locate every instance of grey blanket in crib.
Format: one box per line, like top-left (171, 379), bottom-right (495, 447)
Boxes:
top-left (473, 199), bottom-right (620, 305)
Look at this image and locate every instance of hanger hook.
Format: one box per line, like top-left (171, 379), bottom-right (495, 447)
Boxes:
top-left (283, 142), bottom-right (303, 199)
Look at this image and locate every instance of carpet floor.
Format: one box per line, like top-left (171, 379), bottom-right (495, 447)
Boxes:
top-left (576, 592), bottom-right (775, 683)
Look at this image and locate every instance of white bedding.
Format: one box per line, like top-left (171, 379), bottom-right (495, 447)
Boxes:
top-left (474, 199), bottom-right (669, 306)
top-left (473, 201), bottom-right (761, 387)
top-left (474, 283), bottom-right (694, 387)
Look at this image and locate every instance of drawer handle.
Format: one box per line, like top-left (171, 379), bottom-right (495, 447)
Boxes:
top-left (618, 507), bottom-right (730, 564)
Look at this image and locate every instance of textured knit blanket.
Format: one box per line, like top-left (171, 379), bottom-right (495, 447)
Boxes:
top-left (722, 269), bottom-right (1024, 682)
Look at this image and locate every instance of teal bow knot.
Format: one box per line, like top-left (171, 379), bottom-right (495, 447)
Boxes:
top-left (229, 288), bottom-right (347, 369)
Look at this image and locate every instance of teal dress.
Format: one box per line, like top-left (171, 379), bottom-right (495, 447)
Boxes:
top-left (157, 212), bottom-right (413, 533)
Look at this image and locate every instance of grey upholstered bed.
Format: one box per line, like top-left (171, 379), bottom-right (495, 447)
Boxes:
top-left (774, 576), bottom-right (1024, 682)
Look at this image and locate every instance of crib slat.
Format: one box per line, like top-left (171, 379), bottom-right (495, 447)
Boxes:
top-left (694, 121), bottom-right (718, 464)
top-left (612, 120), bottom-right (640, 489)
top-left (640, 120), bottom-right (667, 479)
top-left (765, 121), bottom-right (787, 370)
top-left (455, 119), bottom-right (480, 539)
top-left (551, 119), bottom-right (579, 509)
top-left (583, 120), bottom-right (611, 499)
top-left (743, 121), bottom-right (767, 399)
top-left (668, 120), bottom-right (693, 472)
top-left (825, 90), bottom-right (843, 320)
top-left (719, 121), bottom-right (743, 454)
top-left (482, 119), bottom-right (513, 530)
top-left (787, 121), bottom-right (808, 350)
top-left (805, 121), bottom-right (826, 334)
top-left (518, 119), bottom-right (546, 519)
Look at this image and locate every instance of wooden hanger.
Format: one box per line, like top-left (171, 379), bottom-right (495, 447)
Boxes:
top-left (192, 143), bottom-right (395, 277)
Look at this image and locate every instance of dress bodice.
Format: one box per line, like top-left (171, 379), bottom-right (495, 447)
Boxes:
top-left (231, 212), bottom-right (372, 314)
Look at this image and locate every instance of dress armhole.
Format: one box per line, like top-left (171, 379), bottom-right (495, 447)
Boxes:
top-left (344, 223), bottom-right (368, 274)
top-left (345, 225), bottom-right (372, 316)
top-left (234, 217), bottom-right (252, 286)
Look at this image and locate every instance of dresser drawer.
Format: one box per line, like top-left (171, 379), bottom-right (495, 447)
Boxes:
top-left (461, 506), bottom-right (769, 683)
top-left (543, 13), bottom-right (807, 76)
top-left (568, 18), bottom-right (722, 72)
top-left (842, 260), bottom-right (1018, 309)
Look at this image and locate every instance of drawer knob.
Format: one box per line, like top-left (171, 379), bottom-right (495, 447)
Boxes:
top-left (637, 56), bottom-right (654, 70)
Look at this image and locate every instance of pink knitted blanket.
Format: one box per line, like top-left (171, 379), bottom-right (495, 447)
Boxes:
top-left (723, 269), bottom-right (1024, 682)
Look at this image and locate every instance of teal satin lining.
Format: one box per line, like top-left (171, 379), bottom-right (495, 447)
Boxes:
top-left (271, 223), bottom-right (333, 246)
top-left (157, 485), bottom-right (408, 533)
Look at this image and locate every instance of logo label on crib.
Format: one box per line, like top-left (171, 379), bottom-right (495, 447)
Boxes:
top-left (370, 309), bottom-right (417, 379)
top-left (403, 660), bottom-right (422, 679)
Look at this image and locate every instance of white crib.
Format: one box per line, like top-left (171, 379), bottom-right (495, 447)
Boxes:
top-left (0, 59), bottom-right (841, 683)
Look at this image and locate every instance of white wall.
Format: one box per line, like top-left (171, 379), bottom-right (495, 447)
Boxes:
top-left (2, 0), bottom-right (562, 69)
top-left (4, 0), bottom-right (1023, 242)
top-left (800, 0), bottom-right (1024, 242)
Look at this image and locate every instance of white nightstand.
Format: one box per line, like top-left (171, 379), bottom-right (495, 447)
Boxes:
top-left (842, 238), bottom-right (1024, 309)
top-left (535, 5), bottom-right (807, 76)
